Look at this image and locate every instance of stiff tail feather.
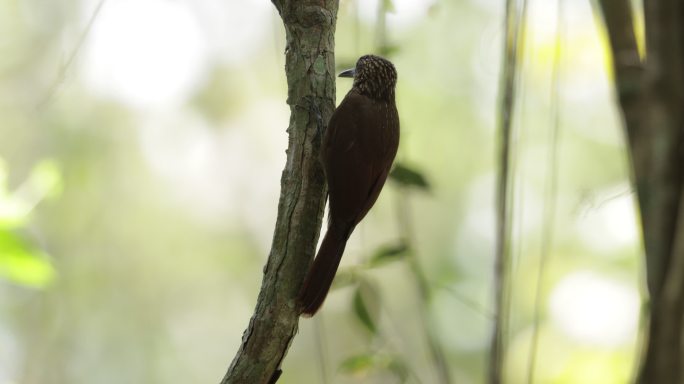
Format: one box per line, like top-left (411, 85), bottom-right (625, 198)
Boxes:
top-left (298, 225), bottom-right (350, 316)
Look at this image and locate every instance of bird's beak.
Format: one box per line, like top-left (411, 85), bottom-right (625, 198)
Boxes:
top-left (338, 68), bottom-right (356, 78)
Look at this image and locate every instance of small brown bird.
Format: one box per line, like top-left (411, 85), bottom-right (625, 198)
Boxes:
top-left (298, 55), bottom-right (400, 316)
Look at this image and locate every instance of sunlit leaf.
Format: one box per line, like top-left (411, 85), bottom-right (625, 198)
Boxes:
top-left (0, 158), bottom-right (29, 227)
top-left (389, 163), bottom-right (430, 190)
top-left (339, 354), bottom-right (375, 376)
top-left (0, 199), bottom-right (31, 228)
top-left (0, 231), bottom-right (55, 288)
top-left (0, 250), bottom-right (56, 288)
top-left (0, 158), bottom-right (63, 228)
top-left (368, 242), bottom-right (409, 267)
top-left (352, 280), bottom-right (380, 335)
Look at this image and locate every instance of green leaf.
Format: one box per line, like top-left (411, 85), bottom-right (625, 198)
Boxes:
top-left (379, 44), bottom-right (400, 57)
top-left (387, 357), bottom-right (410, 382)
top-left (368, 242), bottom-right (409, 267)
top-left (382, 0), bottom-right (396, 13)
top-left (352, 280), bottom-right (380, 335)
top-left (0, 231), bottom-right (55, 288)
top-left (389, 163), bottom-right (430, 190)
top-left (338, 354), bottom-right (376, 376)
top-left (339, 353), bottom-right (410, 382)
top-left (331, 267), bottom-right (358, 291)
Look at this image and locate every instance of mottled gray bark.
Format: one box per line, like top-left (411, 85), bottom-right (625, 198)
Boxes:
top-left (598, 1), bottom-right (684, 383)
top-left (220, 1), bottom-right (338, 383)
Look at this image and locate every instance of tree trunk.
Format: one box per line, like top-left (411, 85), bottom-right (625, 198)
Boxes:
top-left (220, 1), bottom-right (339, 383)
top-left (598, 0), bottom-right (684, 382)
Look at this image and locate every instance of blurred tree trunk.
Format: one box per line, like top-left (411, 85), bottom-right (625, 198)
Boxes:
top-left (598, 0), bottom-right (684, 383)
top-left (220, 1), bottom-right (338, 383)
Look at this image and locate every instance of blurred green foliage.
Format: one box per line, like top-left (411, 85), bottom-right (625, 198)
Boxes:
top-left (339, 353), bottom-right (409, 382)
top-left (0, 231), bottom-right (54, 287)
top-left (352, 279), bottom-right (381, 335)
top-left (367, 241), bottom-right (409, 267)
top-left (0, 159), bottom-right (61, 288)
top-left (390, 162), bottom-right (431, 191)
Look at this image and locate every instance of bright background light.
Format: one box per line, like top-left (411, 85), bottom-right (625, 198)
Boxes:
top-left (550, 271), bottom-right (640, 346)
top-left (84, 0), bottom-right (209, 107)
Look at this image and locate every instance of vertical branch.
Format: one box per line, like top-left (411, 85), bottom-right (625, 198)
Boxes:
top-left (598, 0), bottom-right (684, 383)
top-left (636, 0), bottom-right (684, 382)
top-left (490, 0), bottom-right (525, 382)
top-left (220, 1), bottom-right (339, 383)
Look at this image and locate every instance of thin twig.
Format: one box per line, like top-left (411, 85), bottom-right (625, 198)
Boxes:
top-left (37, 0), bottom-right (107, 109)
top-left (314, 315), bottom-right (329, 384)
top-left (437, 283), bottom-right (494, 320)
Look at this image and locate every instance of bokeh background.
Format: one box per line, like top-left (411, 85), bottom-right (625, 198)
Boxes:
top-left (0, 0), bottom-right (644, 383)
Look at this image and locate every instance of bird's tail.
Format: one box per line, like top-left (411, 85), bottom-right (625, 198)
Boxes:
top-left (298, 224), bottom-right (350, 316)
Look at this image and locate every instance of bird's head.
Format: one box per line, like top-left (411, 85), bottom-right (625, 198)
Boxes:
top-left (339, 54), bottom-right (397, 101)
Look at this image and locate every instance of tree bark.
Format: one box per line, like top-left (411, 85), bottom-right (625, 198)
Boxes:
top-left (598, 1), bottom-right (684, 383)
top-left (220, 1), bottom-right (338, 383)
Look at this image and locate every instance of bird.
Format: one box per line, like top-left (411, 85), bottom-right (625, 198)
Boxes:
top-left (298, 54), bottom-right (400, 316)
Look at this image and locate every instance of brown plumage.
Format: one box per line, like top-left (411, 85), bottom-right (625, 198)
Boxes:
top-left (298, 55), bottom-right (400, 316)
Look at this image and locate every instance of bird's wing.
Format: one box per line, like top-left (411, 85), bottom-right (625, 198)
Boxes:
top-left (322, 92), bottom-right (393, 227)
